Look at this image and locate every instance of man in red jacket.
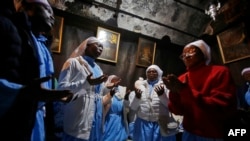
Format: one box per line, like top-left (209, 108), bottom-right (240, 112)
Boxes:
top-left (163, 40), bottom-right (238, 141)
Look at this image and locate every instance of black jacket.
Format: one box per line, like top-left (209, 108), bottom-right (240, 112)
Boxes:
top-left (0, 7), bottom-right (40, 141)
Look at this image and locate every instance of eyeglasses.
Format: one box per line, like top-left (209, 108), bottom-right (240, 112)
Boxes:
top-left (179, 52), bottom-right (196, 60)
top-left (179, 48), bottom-right (197, 60)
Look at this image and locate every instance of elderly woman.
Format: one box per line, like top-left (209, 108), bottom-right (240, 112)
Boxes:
top-left (57, 37), bottom-right (112, 141)
top-left (127, 64), bottom-right (181, 141)
top-left (163, 40), bottom-right (238, 141)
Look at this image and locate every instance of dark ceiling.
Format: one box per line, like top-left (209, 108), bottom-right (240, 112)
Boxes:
top-left (48, 0), bottom-right (247, 45)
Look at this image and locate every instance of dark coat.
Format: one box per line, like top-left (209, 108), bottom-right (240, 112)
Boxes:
top-left (0, 8), bottom-right (40, 141)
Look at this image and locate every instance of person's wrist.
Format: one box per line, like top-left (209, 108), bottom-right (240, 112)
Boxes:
top-left (110, 88), bottom-right (116, 97)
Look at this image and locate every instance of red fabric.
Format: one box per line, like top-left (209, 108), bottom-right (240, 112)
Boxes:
top-left (168, 63), bottom-right (237, 138)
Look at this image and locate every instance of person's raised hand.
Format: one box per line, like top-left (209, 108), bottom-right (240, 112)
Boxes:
top-left (113, 78), bottom-right (121, 87)
top-left (154, 83), bottom-right (165, 96)
top-left (162, 74), bottom-right (186, 93)
top-left (135, 88), bottom-right (142, 99)
top-left (87, 73), bottom-right (108, 85)
top-left (106, 77), bottom-right (121, 89)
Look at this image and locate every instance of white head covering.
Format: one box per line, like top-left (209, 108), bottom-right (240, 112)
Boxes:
top-left (241, 67), bottom-right (250, 76)
top-left (184, 40), bottom-right (211, 65)
top-left (26, 0), bottom-right (50, 7)
top-left (146, 64), bottom-right (163, 80)
top-left (69, 37), bottom-right (101, 58)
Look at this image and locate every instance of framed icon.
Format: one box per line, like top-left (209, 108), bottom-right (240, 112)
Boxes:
top-left (51, 16), bottom-right (64, 53)
top-left (96, 27), bottom-right (120, 63)
top-left (136, 37), bottom-right (156, 67)
top-left (217, 23), bottom-right (250, 64)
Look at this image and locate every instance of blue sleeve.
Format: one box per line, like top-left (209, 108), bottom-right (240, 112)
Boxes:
top-left (0, 79), bottom-right (23, 117)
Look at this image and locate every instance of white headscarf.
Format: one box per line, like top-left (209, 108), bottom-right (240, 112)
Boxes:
top-left (146, 64), bottom-right (163, 80)
top-left (69, 37), bottom-right (101, 58)
top-left (241, 67), bottom-right (250, 76)
top-left (26, 0), bottom-right (50, 7)
top-left (184, 40), bottom-right (211, 65)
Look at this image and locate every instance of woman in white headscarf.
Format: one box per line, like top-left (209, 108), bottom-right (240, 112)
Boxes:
top-left (102, 75), bottom-right (129, 141)
top-left (127, 64), bottom-right (181, 141)
top-left (57, 36), bottom-right (113, 141)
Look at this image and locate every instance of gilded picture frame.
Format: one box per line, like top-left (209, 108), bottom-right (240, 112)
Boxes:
top-left (96, 27), bottom-right (120, 63)
top-left (217, 23), bottom-right (250, 64)
top-left (51, 16), bottom-right (64, 53)
top-left (136, 37), bottom-right (156, 67)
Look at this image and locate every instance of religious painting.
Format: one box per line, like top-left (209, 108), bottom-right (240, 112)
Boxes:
top-left (217, 23), bottom-right (250, 64)
top-left (51, 16), bottom-right (64, 53)
top-left (96, 27), bottom-right (120, 63)
top-left (136, 37), bottom-right (156, 67)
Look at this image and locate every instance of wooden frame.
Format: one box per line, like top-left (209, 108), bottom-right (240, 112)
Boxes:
top-left (136, 37), bottom-right (156, 67)
top-left (96, 27), bottom-right (120, 63)
top-left (51, 16), bottom-right (64, 53)
top-left (217, 23), bottom-right (250, 64)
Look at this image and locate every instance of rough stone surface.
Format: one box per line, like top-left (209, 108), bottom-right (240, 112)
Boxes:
top-left (48, 0), bottom-right (213, 45)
